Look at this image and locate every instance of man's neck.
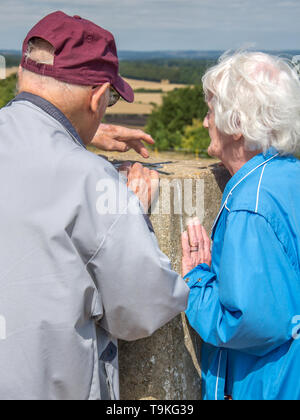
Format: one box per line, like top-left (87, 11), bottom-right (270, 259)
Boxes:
top-left (18, 87), bottom-right (92, 145)
top-left (16, 90), bottom-right (87, 148)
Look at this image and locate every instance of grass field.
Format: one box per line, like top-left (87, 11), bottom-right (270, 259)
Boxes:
top-left (106, 78), bottom-right (187, 115)
top-left (5, 67), bottom-right (19, 77)
top-left (123, 78), bottom-right (186, 92)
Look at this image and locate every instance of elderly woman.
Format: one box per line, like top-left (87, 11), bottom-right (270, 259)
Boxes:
top-left (182, 51), bottom-right (300, 400)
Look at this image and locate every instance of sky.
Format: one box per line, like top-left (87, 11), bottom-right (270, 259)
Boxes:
top-left (0, 0), bottom-right (299, 51)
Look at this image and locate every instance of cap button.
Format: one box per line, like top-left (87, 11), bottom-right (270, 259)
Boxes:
top-left (73, 15), bottom-right (82, 19)
top-left (87, 34), bottom-right (94, 42)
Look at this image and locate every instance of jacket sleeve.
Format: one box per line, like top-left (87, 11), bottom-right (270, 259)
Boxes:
top-left (61, 150), bottom-right (189, 341)
top-left (185, 210), bottom-right (300, 357)
top-left (87, 207), bottom-right (189, 341)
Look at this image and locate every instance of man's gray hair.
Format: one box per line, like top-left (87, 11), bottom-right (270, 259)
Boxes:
top-left (202, 51), bottom-right (300, 155)
top-left (21, 37), bottom-right (89, 93)
top-left (24, 37), bottom-right (55, 65)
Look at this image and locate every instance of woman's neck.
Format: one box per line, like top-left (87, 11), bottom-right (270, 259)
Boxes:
top-left (221, 141), bottom-right (261, 176)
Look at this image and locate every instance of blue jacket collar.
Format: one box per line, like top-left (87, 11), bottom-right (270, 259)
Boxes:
top-left (211, 148), bottom-right (280, 238)
top-left (10, 92), bottom-right (86, 149)
top-left (222, 148), bottom-right (279, 206)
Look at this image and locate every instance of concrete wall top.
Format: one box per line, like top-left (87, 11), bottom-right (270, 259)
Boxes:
top-left (118, 157), bottom-right (231, 400)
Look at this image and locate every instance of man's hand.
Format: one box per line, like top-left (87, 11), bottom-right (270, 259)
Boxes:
top-left (91, 124), bottom-right (155, 158)
top-left (119, 163), bottom-right (159, 213)
top-left (181, 218), bottom-right (212, 278)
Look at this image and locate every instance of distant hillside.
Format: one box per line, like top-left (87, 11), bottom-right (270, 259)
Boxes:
top-left (119, 50), bottom-right (300, 84)
top-left (119, 59), bottom-right (215, 84)
top-left (2, 49), bottom-right (300, 63)
top-left (119, 50), bottom-right (300, 61)
top-left (1, 49), bottom-right (299, 85)
top-left (118, 50), bottom-right (224, 61)
top-left (0, 49), bottom-right (224, 63)
top-left (0, 50), bottom-right (21, 55)
top-left (0, 51), bottom-right (21, 67)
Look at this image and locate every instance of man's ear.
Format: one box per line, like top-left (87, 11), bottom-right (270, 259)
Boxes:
top-left (90, 83), bottom-right (110, 114)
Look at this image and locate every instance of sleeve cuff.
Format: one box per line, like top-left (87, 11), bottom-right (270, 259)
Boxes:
top-left (183, 264), bottom-right (213, 288)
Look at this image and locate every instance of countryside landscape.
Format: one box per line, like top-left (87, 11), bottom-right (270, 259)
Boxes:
top-left (1, 49), bottom-right (300, 159)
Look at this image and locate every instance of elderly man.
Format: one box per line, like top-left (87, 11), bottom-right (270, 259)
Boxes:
top-left (0, 11), bottom-right (189, 400)
top-left (182, 51), bottom-right (300, 400)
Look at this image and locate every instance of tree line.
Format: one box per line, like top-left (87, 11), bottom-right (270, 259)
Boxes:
top-left (120, 58), bottom-right (215, 84)
top-left (0, 53), bottom-right (21, 68)
top-left (146, 85), bottom-right (210, 155)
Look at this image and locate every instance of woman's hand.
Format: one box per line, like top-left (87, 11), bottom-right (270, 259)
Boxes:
top-left (91, 124), bottom-right (155, 158)
top-left (181, 218), bottom-right (212, 278)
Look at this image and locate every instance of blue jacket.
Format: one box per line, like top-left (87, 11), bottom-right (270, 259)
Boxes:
top-left (185, 149), bottom-right (300, 400)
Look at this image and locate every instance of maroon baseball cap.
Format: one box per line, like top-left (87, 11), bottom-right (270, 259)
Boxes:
top-left (21, 11), bottom-right (134, 103)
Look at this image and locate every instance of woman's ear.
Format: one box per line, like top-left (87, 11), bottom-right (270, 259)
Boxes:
top-left (90, 82), bottom-right (110, 114)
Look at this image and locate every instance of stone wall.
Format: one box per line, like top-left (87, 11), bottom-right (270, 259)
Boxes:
top-left (118, 160), bottom-right (231, 400)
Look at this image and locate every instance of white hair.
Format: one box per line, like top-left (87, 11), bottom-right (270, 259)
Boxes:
top-left (202, 51), bottom-right (300, 155)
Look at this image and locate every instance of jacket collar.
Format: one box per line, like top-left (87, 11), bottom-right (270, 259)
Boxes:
top-left (9, 92), bottom-right (86, 149)
top-left (221, 148), bottom-right (279, 206)
top-left (211, 148), bottom-right (279, 238)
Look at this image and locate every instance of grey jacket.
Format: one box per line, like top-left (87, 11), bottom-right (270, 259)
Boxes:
top-left (0, 93), bottom-right (189, 400)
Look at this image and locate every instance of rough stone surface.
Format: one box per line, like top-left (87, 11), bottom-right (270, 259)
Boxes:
top-left (118, 159), bottom-right (231, 400)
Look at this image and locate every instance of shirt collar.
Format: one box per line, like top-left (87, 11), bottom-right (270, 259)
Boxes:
top-left (9, 92), bottom-right (86, 149)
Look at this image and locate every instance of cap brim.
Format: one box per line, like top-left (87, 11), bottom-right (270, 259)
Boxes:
top-left (112, 75), bottom-right (134, 103)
